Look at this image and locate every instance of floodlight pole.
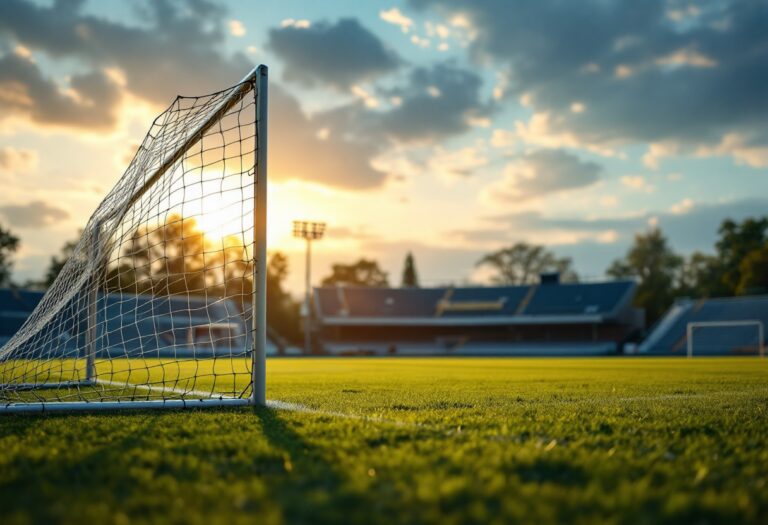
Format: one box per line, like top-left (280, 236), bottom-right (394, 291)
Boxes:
top-left (293, 221), bottom-right (326, 355)
top-left (252, 65), bottom-right (268, 407)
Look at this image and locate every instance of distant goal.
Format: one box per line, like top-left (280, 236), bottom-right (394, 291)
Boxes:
top-left (0, 65), bottom-right (270, 413)
top-left (687, 320), bottom-right (765, 358)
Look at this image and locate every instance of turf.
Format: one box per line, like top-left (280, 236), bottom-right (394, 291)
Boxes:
top-left (2, 357), bottom-right (768, 525)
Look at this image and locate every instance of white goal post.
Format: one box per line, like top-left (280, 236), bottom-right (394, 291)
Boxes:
top-left (687, 320), bottom-right (765, 358)
top-left (0, 65), bottom-right (269, 413)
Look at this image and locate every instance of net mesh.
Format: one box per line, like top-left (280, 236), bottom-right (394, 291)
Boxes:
top-left (0, 75), bottom-right (260, 406)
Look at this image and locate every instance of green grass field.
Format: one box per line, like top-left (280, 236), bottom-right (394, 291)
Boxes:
top-left (2, 357), bottom-right (768, 525)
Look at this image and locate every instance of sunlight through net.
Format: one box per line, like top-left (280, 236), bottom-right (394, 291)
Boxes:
top-left (1, 70), bottom-right (264, 409)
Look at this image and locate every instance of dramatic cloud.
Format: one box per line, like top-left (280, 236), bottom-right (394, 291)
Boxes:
top-left (270, 86), bottom-right (386, 189)
top-left (409, 0), bottom-right (768, 162)
top-left (0, 0), bottom-right (394, 190)
top-left (484, 150), bottom-right (602, 202)
top-left (0, 200), bottom-right (69, 228)
top-left (0, 53), bottom-right (120, 129)
top-left (0, 0), bottom-right (250, 106)
top-left (268, 18), bottom-right (401, 90)
top-left (376, 63), bottom-right (492, 142)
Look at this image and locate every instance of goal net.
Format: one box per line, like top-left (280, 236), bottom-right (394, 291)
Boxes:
top-left (687, 320), bottom-right (765, 357)
top-left (0, 66), bottom-right (269, 413)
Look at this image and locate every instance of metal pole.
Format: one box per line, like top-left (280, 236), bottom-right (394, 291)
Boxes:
top-left (687, 324), bottom-right (693, 358)
top-left (85, 223), bottom-right (99, 382)
top-left (251, 65), bottom-right (268, 406)
top-left (760, 322), bottom-right (764, 358)
top-left (305, 238), bottom-right (312, 355)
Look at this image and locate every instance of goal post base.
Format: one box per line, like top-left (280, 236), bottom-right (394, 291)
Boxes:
top-left (0, 397), bottom-right (252, 414)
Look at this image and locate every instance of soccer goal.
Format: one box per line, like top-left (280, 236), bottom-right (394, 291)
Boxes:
top-left (0, 65), bottom-right (269, 413)
top-left (686, 320), bottom-right (765, 358)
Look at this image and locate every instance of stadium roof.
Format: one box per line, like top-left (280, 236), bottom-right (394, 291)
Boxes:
top-left (314, 281), bottom-right (636, 326)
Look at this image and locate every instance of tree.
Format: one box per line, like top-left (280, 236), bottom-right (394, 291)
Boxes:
top-left (607, 228), bottom-right (683, 326)
top-left (737, 245), bottom-right (768, 295)
top-left (266, 251), bottom-right (301, 344)
top-left (321, 259), bottom-right (389, 287)
top-left (401, 252), bottom-right (419, 288)
top-left (107, 215), bottom-right (210, 296)
top-left (715, 217), bottom-right (768, 295)
top-left (0, 223), bottom-right (20, 287)
top-left (476, 242), bottom-right (577, 285)
top-left (677, 251), bottom-right (727, 298)
top-left (44, 232), bottom-right (81, 287)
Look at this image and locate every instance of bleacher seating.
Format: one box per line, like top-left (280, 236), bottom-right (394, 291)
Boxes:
top-left (339, 287), bottom-right (446, 317)
top-left (314, 280), bottom-right (640, 356)
top-left (523, 281), bottom-right (633, 316)
top-left (315, 281), bottom-right (636, 320)
top-left (0, 289), bottom-right (45, 346)
top-left (640, 295), bottom-right (768, 355)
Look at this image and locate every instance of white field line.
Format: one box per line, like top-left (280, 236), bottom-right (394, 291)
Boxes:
top-left (94, 379), bottom-right (417, 426)
top-left (96, 379), bottom-right (235, 400)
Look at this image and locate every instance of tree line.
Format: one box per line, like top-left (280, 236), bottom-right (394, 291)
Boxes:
top-left (0, 215), bottom-right (766, 339)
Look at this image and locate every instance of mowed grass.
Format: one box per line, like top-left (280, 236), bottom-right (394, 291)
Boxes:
top-left (2, 357), bottom-right (768, 525)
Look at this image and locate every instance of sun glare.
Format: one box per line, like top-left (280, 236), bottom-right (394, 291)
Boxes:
top-left (194, 192), bottom-right (247, 242)
top-left (191, 186), bottom-right (301, 250)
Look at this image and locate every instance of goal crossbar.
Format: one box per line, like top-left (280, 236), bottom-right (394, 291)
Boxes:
top-left (687, 320), bottom-right (765, 358)
top-left (1, 64), bottom-right (269, 413)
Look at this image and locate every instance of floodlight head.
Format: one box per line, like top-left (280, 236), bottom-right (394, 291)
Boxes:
top-left (293, 220), bottom-right (326, 240)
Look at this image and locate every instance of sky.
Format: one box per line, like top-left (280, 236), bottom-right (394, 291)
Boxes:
top-left (0, 0), bottom-right (766, 295)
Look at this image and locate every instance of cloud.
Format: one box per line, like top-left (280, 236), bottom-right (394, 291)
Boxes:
top-left (0, 53), bottom-right (121, 129)
top-left (270, 86), bottom-right (387, 189)
top-left (428, 144), bottom-right (488, 178)
top-left (0, 1), bottom-right (392, 190)
top-left (695, 133), bottom-right (768, 168)
top-left (0, 0), bottom-right (250, 108)
top-left (449, 197), bottom-right (768, 276)
top-left (228, 19), bottom-right (246, 37)
top-left (281, 18), bottom-right (311, 29)
top-left (483, 149), bottom-right (602, 202)
top-left (296, 62), bottom-right (493, 154)
top-left (267, 18), bottom-right (401, 90)
top-left (465, 198), bottom-right (768, 253)
top-left (620, 175), bottom-right (654, 193)
top-left (408, 0), bottom-right (768, 162)
top-left (0, 200), bottom-right (68, 228)
top-left (380, 8), bottom-right (414, 33)
top-left (375, 63), bottom-right (492, 143)
top-left (0, 146), bottom-right (37, 174)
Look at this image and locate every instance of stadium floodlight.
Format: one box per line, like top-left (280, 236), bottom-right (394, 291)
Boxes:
top-left (687, 320), bottom-right (765, 358)
top-left (293, 221), bottom-right (326, 354)
top-left (0, 65), bottom-right (270, 413)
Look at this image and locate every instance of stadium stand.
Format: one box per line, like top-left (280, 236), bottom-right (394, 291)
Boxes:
top-left (314, 276), bottom-right (643, 356)
top-left (0, 288), bottom-right (45, 347)
top-left (0, 288), bottom-right (283, 356)
top-left (639, 295), bottom-right (768, 356)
